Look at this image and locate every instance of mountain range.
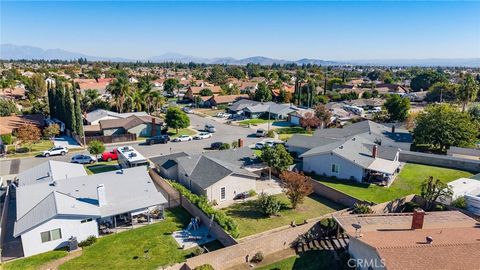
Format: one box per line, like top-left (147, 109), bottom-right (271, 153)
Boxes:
top-left (1, 44), bottom-right (479, 67)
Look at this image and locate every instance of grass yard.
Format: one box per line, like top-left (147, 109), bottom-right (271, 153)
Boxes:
top-left (256, 250), bottom-right (338, 270)
top-left (6, 139), bottom-right (54, 158)
top-left (3, 250), bottom-right (68, 270)
top-left (85, 161), bottom-right (120, 175)
top-left (223, 194), bottom-right (343, 238)
top-left (315, 163), bottom-right (474, 204)
top-left (167, 128), bottom-right (197, 138)
top-left (275, 128), bottom-right (313, 141)
top-left (238, 119), bottom-right (274, 126)
top-left (59, 208), bottom-right (193, 270)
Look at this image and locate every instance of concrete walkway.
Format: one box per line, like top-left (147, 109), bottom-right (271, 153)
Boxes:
top-left (38, 249), bottom-right (83, 270)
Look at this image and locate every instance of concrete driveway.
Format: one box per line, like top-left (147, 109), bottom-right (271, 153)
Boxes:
top-left (53, 136), bottom-right (82, 149)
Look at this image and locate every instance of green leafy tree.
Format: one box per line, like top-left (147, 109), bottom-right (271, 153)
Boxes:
top-left (199, 88), bottom-right (213, 96)
top-left (74, 90), bottom-right (84, 135)
top-left (43, 124), bottom-right (60, 139)
top-left (277, 89), bottom-right (292, 103)
top-left (226, 66), bottom-right (245, 80)
top-left (420, 176), bottom-right (453, 211)
top-left (257, 192), bottom-right (282, 217)
top-left (16, 124), bottom-right (41, 152)
top-left (55, 84), bottom-right (66, 123)
top-left (413, 104), bottom-right (479, 150)
top-left (261, 144), bottom-right (294, 172)
top-left (279, 171), bottom-right (313, 209)
top-left (26, 73), bottom-right (47, 99)
top-left (163, 78), bottom-right (179, 95)
top-left (410, 71), bottom-right (447, 92)
top-left (314, 104), bottom-right (332, 128)
top-left (64, 88), bottom-right (76, 132)
top-left (0, 99), bottom-right (18, 116)
top-left (425, 82), bottom-right (458, 103)
top-left (107, 76), bottom-right (131, 112)
top-left (207, 65), bottom-right (228, 85)
top-left (165, 107), bottom-right (190, 133)
top-left (326, 78), bottom-right (343, 90)
top-left (253, 82), bottom-right (272, 101)
top-left (88, 140), bottom-right (106, 159)
top-left (384, 94), bottom-right (410, 121)
top-left (468, 103), bottom-right (480, 122)
top-left (458, 74), bottom-right (479, 112)
top-left (47, 88), bottom-right (56, 117)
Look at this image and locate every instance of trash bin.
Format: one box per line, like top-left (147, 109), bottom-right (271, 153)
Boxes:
top-left (68, 236), bottom-right (78, 251)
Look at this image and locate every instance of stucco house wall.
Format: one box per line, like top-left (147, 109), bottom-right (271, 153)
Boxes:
top-left (348, 237), bottom-right (386, 270)
top-left (205, 174), bottom-right (256, 204)
top-left (21, 216), bottom-right (98, 257)
top-left (103, 127), bottom-right (125, 136)
top-left (302, 153), bottom-right (365, 182)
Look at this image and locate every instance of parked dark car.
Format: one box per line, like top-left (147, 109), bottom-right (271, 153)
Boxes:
top-left (210, 141), bottom-right (223, 150)
top-left (146, 135), bottom-right (170, 145)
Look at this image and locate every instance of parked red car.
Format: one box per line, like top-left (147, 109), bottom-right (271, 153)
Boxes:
top-left (101, 148), bottom-right (118, 161)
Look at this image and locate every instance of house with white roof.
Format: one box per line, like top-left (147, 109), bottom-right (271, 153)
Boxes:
top-left (85, 109), bottom-right (149, 125)
top-left (13, 162), bottom-right (167, 257)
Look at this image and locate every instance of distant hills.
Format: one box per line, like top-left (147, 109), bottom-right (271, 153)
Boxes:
top-left (1, 44), bottom-right (479, 67)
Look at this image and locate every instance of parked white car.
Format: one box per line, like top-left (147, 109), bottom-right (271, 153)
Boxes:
top-left (255, 142), bottom-right (266, 149)
top-left (194, 132), bottom-right (212, 140)
top-left (183, 107), bottom-right (194, 114)
top-left (204, 124), bottom-right (216, 133)
top-left (41, 146), bottom-right (68, 157)
top-left (71, 154), bottom-right (97, 164)
top-left (173, 135), bottom-right (193, 142)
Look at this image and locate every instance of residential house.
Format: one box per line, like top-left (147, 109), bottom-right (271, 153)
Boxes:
top-left (99, 115), bottom-right (163, 137)
top-left (13, 163), bottom-right (167, 257)
top-left (242, 102), bottom-right (300, 120)
top-left (228, 99), bottom-right (261, 114)
top-left (0, 86), bottom-right (26, 100)
top-left (85, 109), bottom-right (149, 125)
top-left (74, 78), bottom-right (113, 96)
top-left (207, 94), bottom-right (249, 107)
top-left (185, 86), bottom-right (222, 100)
top-left (287, 108), bottom-right (315, 126)
top-left (334, 210), bottom-right (480, 270)
top-left (0, 114), bottom-right (45, 135)
top-left (151, 147), bottom-right (261, 204)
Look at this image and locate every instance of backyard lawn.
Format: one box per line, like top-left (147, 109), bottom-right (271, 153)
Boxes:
top-left (3, 250), bottom-right (68, 270)
top-left (223, 194), bottom-right (343, 238)
top-left (256, 250), bottom-right (338, 270)
top-left (59, 207), bottom-right (193, 270)
top-left (85, 161), bottom-right (120, 175)
top-left (314, 163), bottom-right (474, 204)
top-left (167, 128), bottom-right (197, 138)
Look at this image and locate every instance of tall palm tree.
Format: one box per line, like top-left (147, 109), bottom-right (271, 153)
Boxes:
top-left (149, 91), bottom-right (165, 113)
top-left (129, 88), bottom-right (145, 112)
top-left (138, 75), bottom-right (154, 113)
top-left (107, 76), bottom-right (131, 112)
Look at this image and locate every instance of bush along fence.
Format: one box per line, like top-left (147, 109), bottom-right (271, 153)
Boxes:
top-left (169, 181), bottom-right (240, 238)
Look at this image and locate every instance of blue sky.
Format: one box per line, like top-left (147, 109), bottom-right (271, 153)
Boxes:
top-left (1, 1), bottom-right (479, 60)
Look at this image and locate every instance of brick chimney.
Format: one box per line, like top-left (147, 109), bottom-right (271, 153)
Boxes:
top-left (411, 208), bottom-right (425, 230)
top-left (372, 145), bottom-right (378, 158)
top-left (238, 138), bottom-right (244, 148)
top-left (391, 125), bottom-right (396, 133)
top-left (151, 118), bottom-right (156, 137)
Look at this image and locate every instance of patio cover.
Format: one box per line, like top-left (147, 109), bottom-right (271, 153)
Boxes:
top-left (367, 158), bottom-right (400, 175)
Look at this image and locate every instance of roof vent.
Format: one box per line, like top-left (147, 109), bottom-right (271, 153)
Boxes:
top-left (426, 236), bottom-right (433, 244)
top-left (339, 145), bottom-right (344, 149)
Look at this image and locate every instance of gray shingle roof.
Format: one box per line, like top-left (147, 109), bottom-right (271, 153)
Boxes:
top-left (14, 165), bottom-right (167, 237)
top-left (16, 160), bottom-right (87, 187)
top-left (150, 152), bottom-right (190, 170)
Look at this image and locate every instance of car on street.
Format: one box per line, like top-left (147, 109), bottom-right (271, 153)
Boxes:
top-left (183, 107), bottom-right (194, 114)
top-left (41, 146), bottom-right (68, 157)
top-left (173, 135), bottom-right (193, 142)
top-left (71, 154), bottom-right (97, 164)
top-left (256, 129), bottom-right (267, 137)
top-left (210, 141), bottom-right (223, 150)
top-left (194, 132), bottom-right (212, 140)
top-left (204, 124), bottom-right (216, 133)
top-left (101, 148), bottom-right (118, 161)
top-left (255, 142), bottom-right (266, 149)
top-left (146, 135), bottom-right (170, 145)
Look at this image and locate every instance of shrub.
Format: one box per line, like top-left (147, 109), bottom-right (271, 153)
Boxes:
top-left (1, 134), bottom-right (13, 145)
top-left (434, 204), bottom-right (445, 211)
top-left (219, 143), bottom-right (230, 150)
top-left (402, 201), bottom-right (420, 212)
top-left (257, 193), bottom-right (282, 217)
top-left (248, 189), bottom-right (257, 197)
top-left (194, 264), bottom-right (214, 270)
top-left (169, 181), bottom-right (240, 238)
top-left (451, 196), bottom-right (467, 209)
top-left (251, 251), bottom-right (264, 263)
top-left (266, 130), bottom-right (275, 138)
top-left (231, 140), bottom-right (239, 148)
top-left (193, 247), bottom-right (205, 256)
top-left (78, 236), bottom-right (97, 247)
top-left (352, 203), bottom-right (373, 214)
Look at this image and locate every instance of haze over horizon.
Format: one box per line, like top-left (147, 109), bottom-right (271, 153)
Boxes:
top-left (1, 1), bottom-right (480, 61)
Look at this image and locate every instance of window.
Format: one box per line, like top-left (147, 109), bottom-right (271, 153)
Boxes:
top-left (81, 218), bottom-right (93, 223)
top-left (331, 164), bottom-right (340, 174)
top-left (220, 187), bottom-right (226, 201)
top-left (40, 228), bottom-right (62, 243)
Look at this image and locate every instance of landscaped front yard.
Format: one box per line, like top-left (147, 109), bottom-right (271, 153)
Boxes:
top-left (223, 194), bottom-right (343, 238)
top-left (167, 128), bottom-right (197, 138)
top-left (314, 163), bottom-right (474, 204)
top-left (59, 207), bottom-right (193, 270)
top-left (3, 250), bottom-right (68, 270)
top-left (84, 160), bottom-right (120, 175)
top-left (6, 139), bottom-right (54, 158)
top-left (238, 119), bottom-right (274, 126)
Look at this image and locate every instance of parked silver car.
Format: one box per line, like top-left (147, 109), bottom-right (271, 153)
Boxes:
top-left (71, 154), bottom-right (97, 164)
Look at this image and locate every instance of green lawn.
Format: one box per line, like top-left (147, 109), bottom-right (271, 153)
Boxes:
top-left (315, 163), bottom-right (474, 204)
top-left (223, 194), bottom-right (343, 238)
top-left (167, 128), bottom-right (197, 138)
top-left (256, 250), bottom-right (337, 270)
top-left (60, 208), bottom-right (193, 270)
top-left (3, 250), bottom-right (68, 270)
top-left (238, 119), bottom-right (274, 126)
top-left (253, 149), bottom-right (262, 158)
top-left (6, 139), bottom-right (54, 158)
top-left (85, 161), bottom-right (120, 175)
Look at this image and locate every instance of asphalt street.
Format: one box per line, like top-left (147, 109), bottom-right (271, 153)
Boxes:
top-left (0, 114), bottom-right (262, 178)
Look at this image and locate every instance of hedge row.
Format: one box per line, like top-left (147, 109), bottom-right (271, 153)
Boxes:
top-left (169, 181), bottom-right (240, 238)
